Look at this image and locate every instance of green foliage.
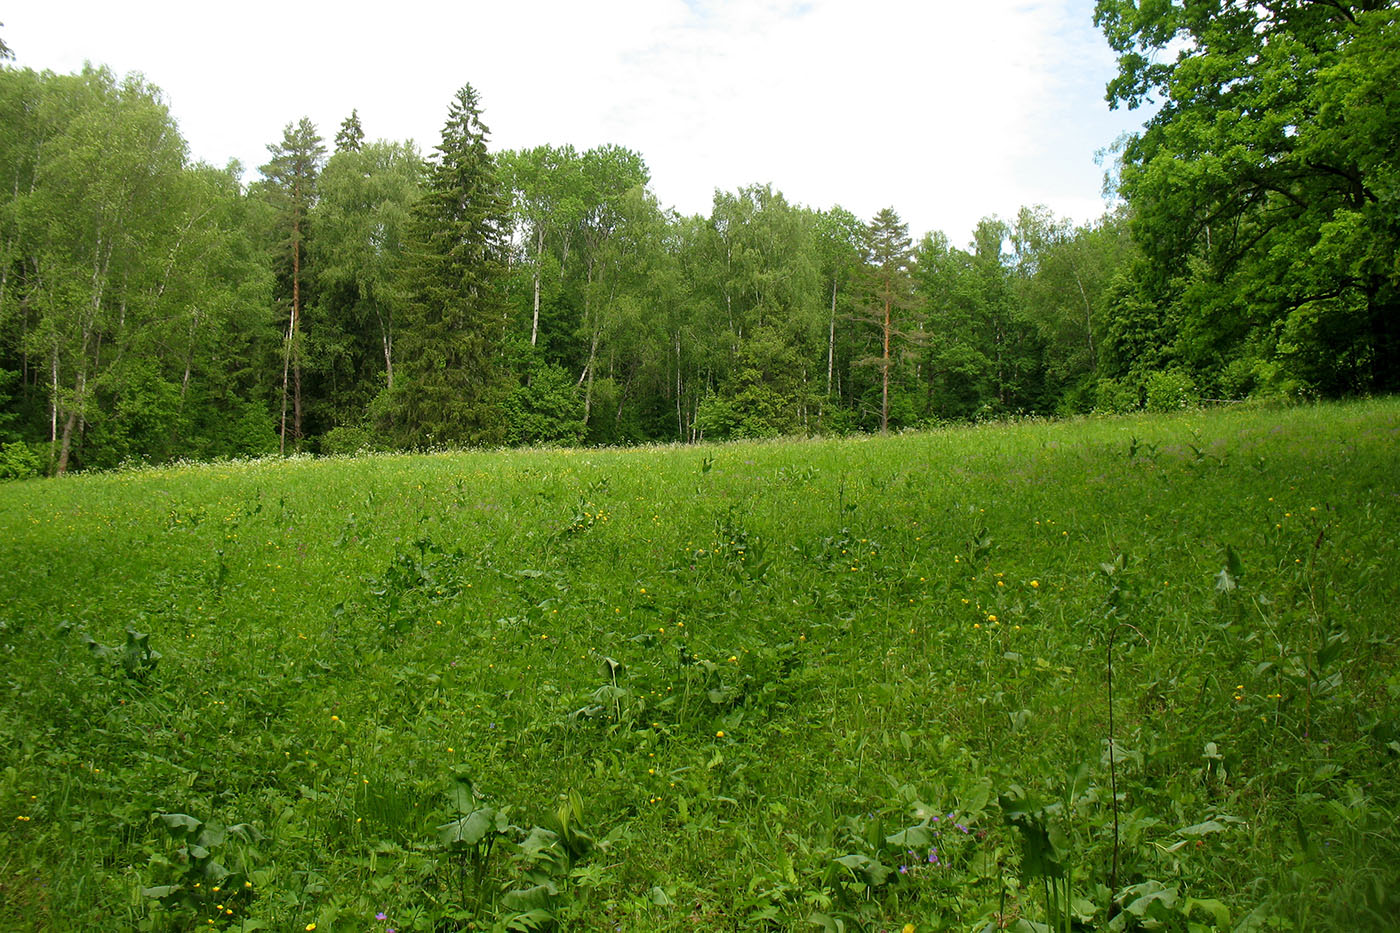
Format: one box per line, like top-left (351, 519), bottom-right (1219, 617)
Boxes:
top-left (379, 84), bottom-right (510, 449)
top-left (318, 425), bottom-right (374, 456)
top-left (1095, 0), bottom-right (1400, 394)
top-left (1143, 370), bottom-right (1199, 413)
top-left (0, 440), bottom-right (43, 480)
top-left (506, 364), bottom-right (586, 446)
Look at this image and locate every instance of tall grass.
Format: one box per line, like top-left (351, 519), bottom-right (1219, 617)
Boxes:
top-left (1, 400), bottom-right (1397, 931)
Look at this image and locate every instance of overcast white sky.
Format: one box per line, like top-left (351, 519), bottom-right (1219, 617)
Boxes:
top-left (5, 0), bottom-right (1150, 245)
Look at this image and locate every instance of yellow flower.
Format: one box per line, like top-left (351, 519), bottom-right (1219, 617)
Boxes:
top-left (716, 731), bottom-right (725, 738)
top-left (1030, 580), bottom-right (1040, 588)
top-left (987, 614), bottom-right (997, 622)
top-left (307, 925), bottom-right (317, 931)
top-left (330, 715), bottom-right (339, 722)
top-left (904, 925), bottom-right (917, 933)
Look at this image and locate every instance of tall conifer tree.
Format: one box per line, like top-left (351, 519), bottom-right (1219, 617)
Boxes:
top-left (380, 84), bottom-right (509, 447)
top-left (861, 208), bottom-right (917, 433)
top-left (261, 118), bottom-right (325, 453)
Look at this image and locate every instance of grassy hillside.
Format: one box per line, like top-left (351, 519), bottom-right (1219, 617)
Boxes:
top-left (2, 401), bottom-right (1398, 932)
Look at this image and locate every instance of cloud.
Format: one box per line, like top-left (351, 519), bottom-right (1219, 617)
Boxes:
top-left (6, 0), bottom-right (1145, 240)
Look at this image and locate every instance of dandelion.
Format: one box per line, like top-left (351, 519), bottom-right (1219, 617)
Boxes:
top-left (716, 731), bottom-right (725, 738)
top-left (330, 715), bottom-right (339, 722)
top-left (1030, 580), bottom-right (1039, 588)
top-left (307, 925), bottom-right (317, 931)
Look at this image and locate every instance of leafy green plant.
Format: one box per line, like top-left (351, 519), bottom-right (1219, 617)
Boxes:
top-left (142, 812), bottom-right (262, 917)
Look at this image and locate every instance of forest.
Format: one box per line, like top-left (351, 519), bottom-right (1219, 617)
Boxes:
top-left (1, 0), bottom-right (1397, 476)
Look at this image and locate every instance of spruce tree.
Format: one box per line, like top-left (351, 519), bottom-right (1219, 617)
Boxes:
top-left (334, 109), bottom-right (365, 153)
top-left (380, 84), bottom-right (509, 447)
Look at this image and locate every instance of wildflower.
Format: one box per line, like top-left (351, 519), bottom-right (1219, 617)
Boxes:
top-left (904, 924), bottom-right (917, 933)
top-left (377, 913), bottom-right (388, 921)
top-left (716, 731), bottom-right (725, 738)
top-left (1030, 580), bottom-right (1039, 588)
top-left (987, 614), bottom-right (997, 622)
top-left (330, 715), bottom-right (339, 722)
top-left (307, 925), bottom-right (317, 931)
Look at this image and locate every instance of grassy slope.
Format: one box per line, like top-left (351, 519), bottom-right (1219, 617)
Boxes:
top-left (1, 400), bottom-right (1398, 931)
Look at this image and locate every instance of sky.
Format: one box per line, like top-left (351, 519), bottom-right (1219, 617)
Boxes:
top-left (4, 0), bottom-right (1153, 244)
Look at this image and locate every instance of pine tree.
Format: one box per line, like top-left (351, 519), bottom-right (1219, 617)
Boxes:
top-left (860, 208), bottom-right (917, 433)
top-left (380, 84), bottom-right (509, 447)
top-left (260, 118), bottom-right (325, 453)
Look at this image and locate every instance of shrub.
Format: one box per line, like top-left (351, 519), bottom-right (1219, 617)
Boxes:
top-left (1093, 377), bottom-right (1140, 414)
top-left (1144, 370), bottom-right (1200, 412)
top-left (320, 426), bottom-right (374, 457)
top-left (0, 440), bottom-right (44, 481)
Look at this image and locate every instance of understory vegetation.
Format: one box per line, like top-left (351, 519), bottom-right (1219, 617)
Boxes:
top-left (2, 399), bottom-right (1398, 931)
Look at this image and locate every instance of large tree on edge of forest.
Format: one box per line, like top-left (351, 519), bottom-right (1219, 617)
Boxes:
top-left (1095, 0), bottom-right (1400, 394)
top-left (378, 83), bottom-right (510, 448)
top-left (260, 118), bottom-right (325, 453)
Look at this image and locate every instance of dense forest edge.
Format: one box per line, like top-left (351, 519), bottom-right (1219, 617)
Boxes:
top-left (1, 2), bottom-right (1397, 478)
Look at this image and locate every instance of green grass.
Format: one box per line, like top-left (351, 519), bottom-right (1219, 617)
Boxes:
top-left (2, 400), bottom-right (1399, 932)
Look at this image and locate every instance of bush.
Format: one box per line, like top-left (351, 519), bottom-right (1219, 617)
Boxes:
top-left (320, 426), bottom-right (374, 457)
top-left (0, 440), bottom-right (44, 481)
top-left (1093, 378), bottom-right (1140, 414)
top-left (1144, 370), bottom-right (1200, 412)
top-left (505, 365), bottom-right (586, 447)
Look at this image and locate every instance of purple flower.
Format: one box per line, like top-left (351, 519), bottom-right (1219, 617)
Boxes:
top-left (376, 914), bottom-right (387, 922)
top-left (898, 865), bottom-right (908, 874)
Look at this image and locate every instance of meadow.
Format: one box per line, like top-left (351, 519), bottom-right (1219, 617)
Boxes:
top-left (2, 400), bottom-right (1398, 932)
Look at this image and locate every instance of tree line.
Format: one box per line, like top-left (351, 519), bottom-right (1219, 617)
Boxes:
top-left (1, 0), bottom-right (1395, 475)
